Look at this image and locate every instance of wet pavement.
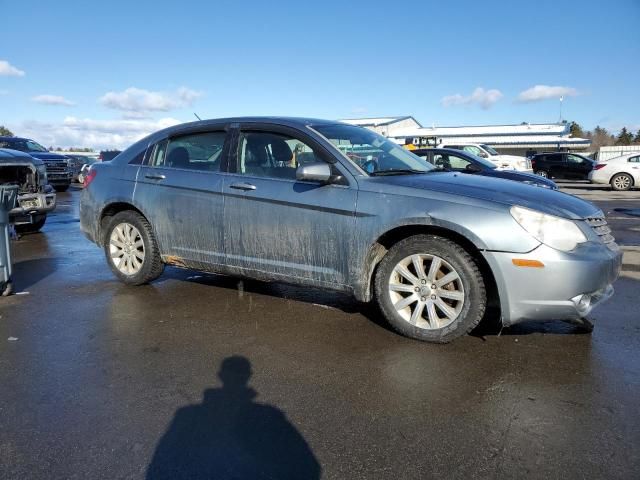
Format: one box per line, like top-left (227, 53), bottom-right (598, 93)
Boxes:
top-left (1, 185), bottom-right (639, 479)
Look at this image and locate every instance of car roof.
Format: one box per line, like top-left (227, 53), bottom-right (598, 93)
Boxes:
top-left (0, 136), bottom-right (31, 142)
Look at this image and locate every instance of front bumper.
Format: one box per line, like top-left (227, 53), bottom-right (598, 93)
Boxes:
top-left (483, 241), bottom-right (622, 326)
top-left (10, 192), bottom-right (57, 224)
top-left (47, 172), bottom-right (73, 185)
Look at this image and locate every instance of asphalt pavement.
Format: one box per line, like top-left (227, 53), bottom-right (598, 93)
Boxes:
top-left (1, 184), bottom-right (639, 479)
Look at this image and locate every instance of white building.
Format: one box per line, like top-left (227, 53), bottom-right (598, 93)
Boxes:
top-left (340, 116), bottom-right (591, 156)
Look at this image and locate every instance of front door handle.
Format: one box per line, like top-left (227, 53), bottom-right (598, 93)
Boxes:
top-left (229, 182), bottom-right (257, 191)
top-left (145, 174), bottom-right (166, 180)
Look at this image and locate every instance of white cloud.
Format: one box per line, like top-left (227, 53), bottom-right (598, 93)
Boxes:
top-left (11, 116), bottom-right (182, 150)
top-left (441, 87), bottom-right (503, 110)
top-left (517, 85), bottom-right (579, 103)
top-left (0, 60), bottom-right (25, 77)
top-left (99, 86), bottom-right (203, 113)
top-left (31, 94), bottom-right (76, 106)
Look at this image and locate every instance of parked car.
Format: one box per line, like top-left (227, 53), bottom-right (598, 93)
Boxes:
top-left (0, 148), bottom-right (56, 232)
top-left (438, 143), bottom-right (532, 172)
top-left (99, 150), bottom-right (122, 162)
top-left (77, 159), bottom-right (98, 184)
top-left (530, 152), bottom-right (594, 180)
top-left (80, 118), bottom-right (621, 343)
top-left (589, 152), bottom-right (640, 191)
top-left (0, 137), bottom-right (73, 192)
top-left (65, 154), bottom-right (99, 182)
top-left (412, 148), bottom-right (557, 189)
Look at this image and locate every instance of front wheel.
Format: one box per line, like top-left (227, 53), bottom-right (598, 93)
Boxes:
top-left (610, 173), bottom-right (633, 191)
top-left (103, 211), bottom-right (164, 285)
top-left (374, 235), bottom-right (486, 343)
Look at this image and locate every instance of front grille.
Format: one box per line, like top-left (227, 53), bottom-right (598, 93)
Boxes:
top-left (586, 217), bottom-right (617, 250)
top-left (45, 161), bottom-right (68, 173)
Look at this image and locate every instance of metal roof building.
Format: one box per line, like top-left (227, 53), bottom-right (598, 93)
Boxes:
top-left (340, 116), bottom-right (591, 155)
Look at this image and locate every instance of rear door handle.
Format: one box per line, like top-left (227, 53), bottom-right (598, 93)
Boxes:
top-left (145, 174), bottom-right (166, 180)
top-left (229, 182), bottom-right (256, 191)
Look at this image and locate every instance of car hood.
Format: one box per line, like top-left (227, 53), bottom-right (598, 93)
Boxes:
top-left (483, 170), bottom-right (556, 188)
top-left (0, 148), bottom-right (44, 167)
top-left (371, 172), bottom-right (600, 220)
top-left (29, 152), bottom-right (69, 161)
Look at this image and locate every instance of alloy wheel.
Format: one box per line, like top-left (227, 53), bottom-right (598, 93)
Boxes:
top-left (388, 254), bottom-right (465, 330)
top-left (613, 175), bottom-right (631, 190)
top-left (109, 222), bottom-right (145, 275)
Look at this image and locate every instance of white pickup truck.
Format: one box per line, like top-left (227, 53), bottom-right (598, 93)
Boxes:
top-left (439, 143), bottom-right (532, 172)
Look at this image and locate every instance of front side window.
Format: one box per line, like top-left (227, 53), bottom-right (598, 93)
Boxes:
top-left (567, 154), bottom-right (584, 164)
top-left (312, 124), bottom-right (434, 175)
top-left (164, 132), bottom-right (226, 171)
top-left (462, 145), bottom-right (482, 156)
top-left (236, 131), bottom-right (321, 180)
top-left (628, 156), bottom-right (640, 163)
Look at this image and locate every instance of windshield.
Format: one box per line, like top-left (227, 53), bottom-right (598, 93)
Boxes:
top-left (312, 124), bottom-right (434, 175)
top-left (480, 144), bottom-right (499, 156)
top-left (0, 138), bottom-right (48, 153)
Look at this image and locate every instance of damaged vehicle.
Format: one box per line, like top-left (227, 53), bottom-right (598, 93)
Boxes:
top-left (0, 148), bottom-right (56, 233)
top-left (80, 118), bottom-right (622, 343)
top-left (0, 137), bottom-right (73, 192)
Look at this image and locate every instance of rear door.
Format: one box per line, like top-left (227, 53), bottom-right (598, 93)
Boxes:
top-left (222, 124), bottom-right (357, 286)
top-left (547, 153), bottom-right (565, 178)
top-left (133, 128), bottom-right (230, 267)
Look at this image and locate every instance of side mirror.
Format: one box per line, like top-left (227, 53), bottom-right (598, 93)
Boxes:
top-left (465, 163), bottom-right (482, 173)
top-left (296, 162), bottom-right (332, 183)
top-left (478, 152), bottom-right (489, 158)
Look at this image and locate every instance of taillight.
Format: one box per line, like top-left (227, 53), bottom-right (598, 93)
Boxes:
top-left (84, 169), bottom-right (97, 188)
top-left (594, 164), bottom-right (607, 170)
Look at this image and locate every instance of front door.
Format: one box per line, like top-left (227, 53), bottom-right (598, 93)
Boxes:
top-left (222, 126), bottom-right (357, 287)
top-left (134, 129), bottom-right (229, 267)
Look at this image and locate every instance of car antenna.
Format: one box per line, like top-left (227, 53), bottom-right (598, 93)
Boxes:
top-left (194, 112), bottom-right (202, 121)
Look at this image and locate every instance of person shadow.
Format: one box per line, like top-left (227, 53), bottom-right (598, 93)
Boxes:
top-left (146, 356), bottom-right (321, 480)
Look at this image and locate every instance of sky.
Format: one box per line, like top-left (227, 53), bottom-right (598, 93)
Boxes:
top-left (1, 0), bottom-right (639, 149)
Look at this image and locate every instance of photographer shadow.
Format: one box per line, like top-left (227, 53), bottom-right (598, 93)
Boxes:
top-left (146, 356), bottom-right (321, 480)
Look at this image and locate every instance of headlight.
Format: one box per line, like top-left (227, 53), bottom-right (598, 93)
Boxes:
top-left (510, 206), bottom-right (587, 252)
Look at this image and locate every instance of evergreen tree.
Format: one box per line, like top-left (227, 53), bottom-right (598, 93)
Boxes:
top-left (634, 130), bottom-right (640, 144)
top-left (616, 127), bottom-right (633, 146)
top-left (569, 121), bottom-right (585, 137)
top-left (0, 125), bottom-right (14, 136)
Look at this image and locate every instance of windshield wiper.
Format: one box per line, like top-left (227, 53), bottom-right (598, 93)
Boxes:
top-left (370, 169), bottom-right (430, 176)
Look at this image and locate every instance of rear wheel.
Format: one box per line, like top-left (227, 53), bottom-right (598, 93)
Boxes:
top-left (103, 211), bottom-right (164, 285)
top-left (610, 173), bottom-right (633, 191)
top-left (374, 235), bottom-right (486, 343)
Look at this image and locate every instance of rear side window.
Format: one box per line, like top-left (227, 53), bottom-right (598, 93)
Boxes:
top-left (165, 132), bottom-right (227, 171)
top-left (149, 140), bottom-right (168, 167)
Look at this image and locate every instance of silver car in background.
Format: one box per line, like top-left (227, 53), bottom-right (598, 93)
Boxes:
top-left (80, 118), bottom-right (622, 343)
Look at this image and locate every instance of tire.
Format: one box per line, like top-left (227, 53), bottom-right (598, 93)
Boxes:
top-left (535, 170), bottom-right (549, 178)
top-left (374, 235), bottom-right (486, 343)
top-left (1, 281), bottom-right (13, 297)
top-left (15, 215), bottom-right (46, 234)
top-left (103, 210), bottom-right (164, 285)
top-left (610, 173), bottom-right (633, 191)
top-left (54, 185), bottom-right (70, 192)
